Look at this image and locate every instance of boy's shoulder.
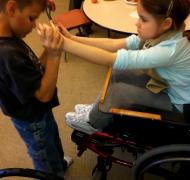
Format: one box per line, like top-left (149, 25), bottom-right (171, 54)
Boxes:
top-left (0, 36), bottom-right (21, 45)
top-left (0, 37), bottom-right (26, 54)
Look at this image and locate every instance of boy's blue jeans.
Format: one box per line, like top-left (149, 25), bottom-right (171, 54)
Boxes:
top-left (12, 110), bottom-right (67, 177)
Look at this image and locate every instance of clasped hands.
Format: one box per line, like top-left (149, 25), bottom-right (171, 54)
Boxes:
top-left (36, 21), bottom-right (71, 56)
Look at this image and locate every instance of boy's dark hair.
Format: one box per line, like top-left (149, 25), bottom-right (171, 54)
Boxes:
top-left (0, 0), bottom-right (47, 11)
top-left (141, 0), bottom-right (190, 31)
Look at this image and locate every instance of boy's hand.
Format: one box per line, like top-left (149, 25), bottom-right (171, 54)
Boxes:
top-left (36, 22), bottom-right (63, 57)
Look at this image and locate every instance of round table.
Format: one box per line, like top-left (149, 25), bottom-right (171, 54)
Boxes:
top-left (83, 0), bottom-right (190, 34)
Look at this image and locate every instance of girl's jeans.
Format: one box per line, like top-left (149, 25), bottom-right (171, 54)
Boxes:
top-left (12, 110), bottom-right (67, 178)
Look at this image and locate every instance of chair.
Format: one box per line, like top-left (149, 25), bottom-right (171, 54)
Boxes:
top-left (54, 9), bottom-right (91, 61)
top-left (46, 0), bottom-right (91, 61)
top-left (54, 9), bottom-right (91, 37)
top-left (71, 67), bottom-right (190, 180)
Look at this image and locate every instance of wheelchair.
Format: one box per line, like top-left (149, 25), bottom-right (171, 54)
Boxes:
top-left (0, 168), bottom-right (65, 179)
top-left (70, 68), bottom-right (190, 180)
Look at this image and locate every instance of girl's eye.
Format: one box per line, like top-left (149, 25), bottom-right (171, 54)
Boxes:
top-left (140, 17), bottom-right (147, 22)
top-left (142, 18), bottom-right (147, 22)
top-left (139, 15), bottom-right (148, 22)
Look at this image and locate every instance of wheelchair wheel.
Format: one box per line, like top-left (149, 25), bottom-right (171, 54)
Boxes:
top-left (132, 144), bottom-right (190, 180)
top-left (0, 168), bottom-right (65, 180)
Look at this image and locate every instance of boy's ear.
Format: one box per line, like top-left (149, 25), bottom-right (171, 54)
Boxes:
top-left (5, 0), bottom-right (18, 16)
top-left (162, 17), bottom-right (173, 31)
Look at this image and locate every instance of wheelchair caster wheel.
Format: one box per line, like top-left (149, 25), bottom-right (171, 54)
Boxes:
top-left (92, 156), bottom-right (112, 180)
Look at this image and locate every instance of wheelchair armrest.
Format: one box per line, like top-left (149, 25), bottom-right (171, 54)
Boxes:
top-left (99, 67), bottom-right (162, 120)
top-left (109, 108), bottom-right (161, 120)
top-left (99, 67), bottom-right (187, 122)
top-left (100, 67), bottom-right (112, 104)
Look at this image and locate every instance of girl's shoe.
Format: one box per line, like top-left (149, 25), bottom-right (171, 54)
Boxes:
top-left (74, 104), bottom-right (93, 114)
top-left (65, 112), bottom-right (98, 135)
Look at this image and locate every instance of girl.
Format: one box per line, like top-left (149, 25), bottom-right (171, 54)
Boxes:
top-left (60, 0), bottom-right (190, 134)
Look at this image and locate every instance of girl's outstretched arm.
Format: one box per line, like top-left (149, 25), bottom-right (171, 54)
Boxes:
top-left (63, 36), bottom-right (117, 66)
top-left (70, 35), bottom-right (127, 52)
top-left (59, 24), bottom-right (127, 52)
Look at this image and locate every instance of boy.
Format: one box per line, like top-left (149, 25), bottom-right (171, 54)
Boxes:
top-left (0, 0), bottom-right (72, 178)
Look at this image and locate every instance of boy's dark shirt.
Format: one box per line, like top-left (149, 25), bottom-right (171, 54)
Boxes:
top-left (0, 37), bottom-right (59, 121)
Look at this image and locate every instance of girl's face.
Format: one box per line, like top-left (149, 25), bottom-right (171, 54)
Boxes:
top-left (136, 0), bottom-right (166, 41)
top-left (9, 2), bottom-right (42, 38)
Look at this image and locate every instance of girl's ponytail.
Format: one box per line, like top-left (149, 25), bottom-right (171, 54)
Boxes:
top-left (183, 30), bottom-right (190, 42)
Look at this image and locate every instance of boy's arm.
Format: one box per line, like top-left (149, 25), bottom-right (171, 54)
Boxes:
top-left (34, 23), bottom-right (63, 102)
top-left (38, 50), bottom-right (47, 66)
top-left (35, 53), bottom-right (61, 102)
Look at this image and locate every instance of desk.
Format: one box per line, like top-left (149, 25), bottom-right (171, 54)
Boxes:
top-left (83, 0), bottom-right (190, 34)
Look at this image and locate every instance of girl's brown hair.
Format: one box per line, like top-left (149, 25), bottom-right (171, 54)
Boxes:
top-left (141, 0), bottom-right (190, 41)
top-left (140, 0), bottom-right (190, 31)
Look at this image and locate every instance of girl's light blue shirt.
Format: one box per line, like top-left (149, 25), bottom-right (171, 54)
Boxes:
top-left (113, 32), bottom-right (190, 111)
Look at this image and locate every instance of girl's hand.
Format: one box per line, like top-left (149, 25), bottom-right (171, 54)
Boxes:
top-left (56, 23), bottom-right (72, 39)
top-left (37, 22), bottom-right (63, 56)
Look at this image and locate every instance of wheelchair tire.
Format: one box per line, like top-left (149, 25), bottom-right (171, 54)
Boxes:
top-left (0, 168), bottom-right (65, 180)
top-left (132, 144), bottom-right (190, 180)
